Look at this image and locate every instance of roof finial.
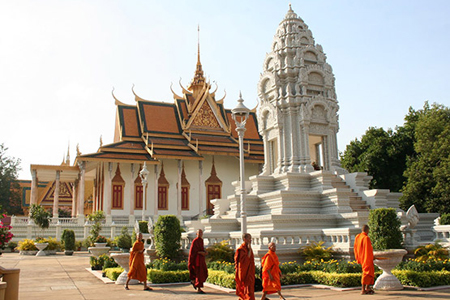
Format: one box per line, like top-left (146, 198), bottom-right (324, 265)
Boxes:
top-left (197, 24), bottom-right (201, 65)
top-left (289, 3), bottom-right (292, 11)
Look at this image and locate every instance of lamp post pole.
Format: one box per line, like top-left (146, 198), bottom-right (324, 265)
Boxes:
top-left (139, 162), bottom-right (150, 221)
top-left (232, 93), bottom-right (250, 236)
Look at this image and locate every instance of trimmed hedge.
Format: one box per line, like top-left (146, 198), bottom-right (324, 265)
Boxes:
top-left (147, 269), bottom-right (189, 283)
top-left (207, 270), bottom-right (236, 289)
top-left (105, 267), bottom-right (124, 281)
top-left (280, 272), bottom-right (314, 285)
top-left (393, 270), bottom-right (450, 288)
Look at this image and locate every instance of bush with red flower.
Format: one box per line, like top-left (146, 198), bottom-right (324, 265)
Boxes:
top-left (0, 214), bottom-right (14, 249)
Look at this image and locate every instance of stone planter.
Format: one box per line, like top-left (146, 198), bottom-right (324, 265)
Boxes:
top-left (34, 242), bottom-right (48, 256)
top-left (110, 253), bottom-right (139, 285)
top-left (94, 243), bottom-right (108, 247)
top-left (88, 246), bottom-right (110, 257)
top-left (64, 250), bottom-right (74, 256)
top-left (373, 249), bottom-right (407, 291)
top-left (19, 250), bottom-right (38, 255)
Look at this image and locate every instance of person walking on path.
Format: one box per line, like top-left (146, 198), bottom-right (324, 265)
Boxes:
top-left (235, 233), bottom-right (255, 300)
top-left (125, 232), bottom-right (152, 291)
top-left (188, 229), bottom-right (208, 294)
top-left (354, 225), bottom-right (375, 295)
top-left (260, 242), bottom-right (285, 300)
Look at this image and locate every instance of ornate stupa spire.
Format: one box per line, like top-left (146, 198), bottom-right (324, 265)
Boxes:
top-left (188, 25), bottom-right (206, 99)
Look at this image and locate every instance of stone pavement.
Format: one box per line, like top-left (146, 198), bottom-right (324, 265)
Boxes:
top-left (1, 252), bottom-right (450, 300)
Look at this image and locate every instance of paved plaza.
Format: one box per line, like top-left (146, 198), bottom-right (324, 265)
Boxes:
top-left (1, 252), bottom-right (450, 300)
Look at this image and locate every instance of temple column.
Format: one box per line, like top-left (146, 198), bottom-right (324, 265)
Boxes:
top-left (30, 169), bottom-right (38, 207)
top-left (129, 164), bottom-right (135, 225)
top-left (104, 163), bottom-right (113, 220)
top-left (177, 160), bottom-right (182, 219)
top-left (52, 170), bottom-right (60, 218)
top-left (198, 161), bottom-right (203, 216)
top-left (71, 179), bottom-right (77, 217)
top-left (261, 131), bottom-right (269, 175)
top-left (153, 164), bottom-right (159, 222)
top-left (77, 161), bottom-right (85, 217)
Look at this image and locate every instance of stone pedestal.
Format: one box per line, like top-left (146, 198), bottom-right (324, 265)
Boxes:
top-left (0, 267), bottom-right (20, 300)
top-left (110, 253), bottom-right (139, 285)
top-left (373, 249), bottom-right (407, 291)
top-left (34, 243), bottom-right (48, 256)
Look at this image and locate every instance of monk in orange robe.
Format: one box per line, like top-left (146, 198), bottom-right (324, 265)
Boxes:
top-left (188, 229), bottom-right (208, 294)
top-left (260, 242), bottom-right (285, 300)
top-left (235, 233), bottom-right (255, 300)
top-left (125, 233), bottom-right (152, 291)
top-left (354, 225), bottom-right (375, 295)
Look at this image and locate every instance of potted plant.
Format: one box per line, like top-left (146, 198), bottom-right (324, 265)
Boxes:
top-left (17, 238), bottom-right (38, 255)
top-left (94, 235), bottom-right (107, 247)
top-left (368, 208), bottom-right (407, 291)
top-left (115, 226), bottom-right (132, 252)
top-left (87, 210), bottom-right (105, 246)
top-left (29, 204), bottom-right (51, 255)
top-left (7, 241), bottom-right (17, 253)
top-left (61, 229), bottom-right (76, 255)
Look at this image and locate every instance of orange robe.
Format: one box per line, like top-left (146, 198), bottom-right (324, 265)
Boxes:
top-left (354, 232), bottom-right (374, 285)
top-left (261, 250), bottom-right (281, 294)
top-left (235, 243), bottom-right (255, 300)
top-left (188, 237), bottom-right (208, 288)
top-left (127, 240), bottom-right (147, 282)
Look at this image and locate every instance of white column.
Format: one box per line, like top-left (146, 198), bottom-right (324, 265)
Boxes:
top-left (52, 170), bottom-right (60, 218)
top-left (105, 162), bottom-right (113, 216)
top-left (130, 164), bottom-right (135, 216)
top-left (177, 160), bottom-right (182, 218)
top-left (30, 169), bottom-right (38, 208)
top-left (237, 125), bottom-right (247, 235)
top-left (198, 161), bottom-right (203, 216)
top-left (77, 161), bottom-right (85, 216)
top-left (71, 180), bottom-right (77, 217)
top-left (153, 164), bottom-right (159, 221)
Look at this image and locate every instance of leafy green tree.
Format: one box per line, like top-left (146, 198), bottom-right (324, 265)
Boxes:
top-left (0, 144), bottom-right (23, 215)
top-left (368, 208), bottom-right (403, 250)
top-left (340, 126), bottom-right (413, 192)
top-left (400, 103), bottom-right (450, 214)
top-left (29, 204), bottom-right (52, 239)
top-left (154, 215), bottom-right (181, 260)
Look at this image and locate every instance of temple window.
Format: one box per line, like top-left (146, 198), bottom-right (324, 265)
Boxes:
top-left (134, 174), bottom-right (143, 210)
top-left (158, 163), bottom-right (169, 210)
top-left (111, 164), bottom-right (125, 209)
top-left (205, 158), bottom-right (222, 215)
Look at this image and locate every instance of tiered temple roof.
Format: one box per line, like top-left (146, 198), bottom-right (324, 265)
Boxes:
top-left (80, 49), bottom-right (264, 164)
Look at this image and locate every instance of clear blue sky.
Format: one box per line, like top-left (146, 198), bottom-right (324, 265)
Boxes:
top-left (1, 0), bottom-right (449, 179)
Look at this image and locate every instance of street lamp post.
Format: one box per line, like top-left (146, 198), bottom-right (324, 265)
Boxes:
top-left (139, 162), bottom-right (150, 221)
top-left (232, 93), bottom-right (250, 236)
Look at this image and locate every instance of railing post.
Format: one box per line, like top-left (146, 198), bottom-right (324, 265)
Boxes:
top-left (55, 221), bottom-right (62, 241)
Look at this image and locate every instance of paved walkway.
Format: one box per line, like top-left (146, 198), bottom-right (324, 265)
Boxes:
top-left (1, 252), bottom-right (450, 300)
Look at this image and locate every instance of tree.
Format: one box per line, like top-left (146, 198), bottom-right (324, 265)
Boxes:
top-left (29, 204), bottom-right (52, 239)
top-left (0, 144), bottom-right (23, 215)
top-left (154, 215), bottom-right (181, 260)
top-left (340, 126), bottom-right (413, 192)
top-left (400, 103), bottom-right (450, 214)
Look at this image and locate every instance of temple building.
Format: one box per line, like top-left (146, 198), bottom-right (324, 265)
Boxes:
top-left (24, 44), bottom-right (264, 224)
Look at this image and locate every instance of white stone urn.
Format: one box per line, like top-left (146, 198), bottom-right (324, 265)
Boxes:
top-left (88, 245), bottom-right (110, 257)
top-left (373, 249), bottom-right (407, 290)
top-left (34, 242), bottom-right (48, 256)
top-left (110, 253), bottom-right (139, 285)
top-left (94, 242), bottom-right (108, 247)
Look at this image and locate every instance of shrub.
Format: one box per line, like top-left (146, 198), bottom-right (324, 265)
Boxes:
top-left (280, 261), bottom-right (301, 274)
top-left (393, 270), bottom-right (450, 287)
top-left (280, 272), bottom-right (315, 285)
top-left (207, 261), bottom-right (235, 274)
top-left (395, 258), bottom-right (450, 272)
top-left (61, 229), bottom-right (76, 251)
top-left (105, 267), bottom-right (124, 281)
top-left (298, 241), bottom-right (334, 261)
top-left (43, 237), bottom-right (61, 251)
top-left (146, 258), bottom-right (187, 271)
top-left (368, 208), bottom-right (403, 250)
top-left (154, 215), bottom-right (181, 260)
top-left (17, 239), bottom-right (38, 251)
top-left (95, 235), bottom-right (107, 243)
top-left (115, 227), bottom-right (132, 250)
top-left (7, 241), bottom-right (17, 251)
top-left (206, 240), bottom-right (234, 262)
top-left (29, 204), bottom-right (51, 238)
top-left (207, 270), bottom-right (236, 289)
top-left (58, 206), bottom-right (72, 218)
top-left (139, 221), bottom-right (149, 234)
top-left (103, 255), bottom-right (119, 270)
top-left (439, 213), bottom-right (450, 225)
top-left (87, 210), bottom-right (105, 245)
top-left (309, 271), bottom-right (366, 288)
top-left (147, 269), bottom-right (189, 283)
top-left (413, 242), bottom-right (449, 262)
